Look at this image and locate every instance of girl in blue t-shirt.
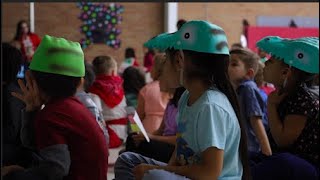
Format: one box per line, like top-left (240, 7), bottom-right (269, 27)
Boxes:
top-left (114, 20), bottom-right (249, 180)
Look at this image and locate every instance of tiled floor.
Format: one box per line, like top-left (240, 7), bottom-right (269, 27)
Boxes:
top-left (107, 145), bottom-right (125, 180)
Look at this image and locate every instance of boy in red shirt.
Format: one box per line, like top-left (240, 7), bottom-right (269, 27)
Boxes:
top-left (7, 35), bottom-right (109, 180)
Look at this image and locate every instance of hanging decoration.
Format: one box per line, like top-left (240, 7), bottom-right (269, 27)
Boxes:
top-left (77, 2), bottom-right (124, 49)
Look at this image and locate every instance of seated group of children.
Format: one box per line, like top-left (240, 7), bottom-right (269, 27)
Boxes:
top-left (2, 20), bottom-right (319, 180)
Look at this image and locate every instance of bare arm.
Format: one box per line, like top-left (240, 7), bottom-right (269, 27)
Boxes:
top-left (250, 116), bottom-right (272, 156)
top-left (150, 134), bottom-right (176, 145)
top-left (159, 147), bottom-right (223, 180)
top-left (167, 145), bottom-right (178, 166)
top-left (136, 93), bottom-right (145, 121)
top-left (153, 119), bottom-right (165, 136)
top-left (267, 104), bottom-right (307, 147)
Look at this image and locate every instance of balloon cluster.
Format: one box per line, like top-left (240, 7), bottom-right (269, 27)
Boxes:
top-left (77, 2), bottom-right (124, 49)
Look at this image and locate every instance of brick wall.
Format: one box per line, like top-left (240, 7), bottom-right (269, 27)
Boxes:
top-left (178, 3), bottom-right (319, 47)
top-left (2, 3), bottom-right (30, 42)
top-left (2, 2), bottom-right (318, 65)
top-left (2, 2), bottom-right (164, 65)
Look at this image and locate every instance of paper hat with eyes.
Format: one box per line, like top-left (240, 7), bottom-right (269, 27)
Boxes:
top-left (256, 36), bottom-right (319, 74)
top-left (144, 20), bottom-right (230, 55)
top-left (29, 35), bottom-right (85, 77)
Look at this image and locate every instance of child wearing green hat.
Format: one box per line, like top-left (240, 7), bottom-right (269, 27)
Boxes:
top-left (250, 36), bottom-right (319, 179)
top-left (8, 35), bottom-right (109, 180)
top-left (114, 20), bottom-right (249, 180)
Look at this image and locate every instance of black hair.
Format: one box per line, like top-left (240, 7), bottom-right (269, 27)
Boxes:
top-left (177, 19), bottom-right (187, 30)
top-left (147, 48), bottom-right (155, 56)
top-left (14, 20), bottom-right (30, 41)
top-left (31, 71), bottom-right (81, 98)
top-left (83, 62), bottom-right (96, 92)
top-left (170, 87), bottom-right (186, 107)
top-left (2, 43), bottom-right (23, 83)
top-left (167, 48), bottom-right (250, 180)
top-left (122, 66), bottom-right (146, 95)
top-left (125, 47), bottom-right (136, 59)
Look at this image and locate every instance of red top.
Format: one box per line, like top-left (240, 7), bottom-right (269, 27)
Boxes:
top-left (260, 85), bottom-right (275, 95)
top-left (89, 75), bottom-right (125, 108)
top-left (19, 33), bottom-right (41, 62)
top-left (34, 97), bottom-right (109, 180)
top-left (143, 52), bottom-right (154, 72)
top-left (133, 58), bottom-right (139, 67)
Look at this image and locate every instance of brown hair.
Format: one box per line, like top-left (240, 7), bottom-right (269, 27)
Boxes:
top-left (254, 61), bottom-right (265, 87)
top-left (151, 53), bottom-right (166, 80)
top-left (92, 55), bottom-right (117, 75)
top-left (230, 48), bottom-right (260, 76)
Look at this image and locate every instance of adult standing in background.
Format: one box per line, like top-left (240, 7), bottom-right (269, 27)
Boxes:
top-left (13, 20), bottom-right (41, 63)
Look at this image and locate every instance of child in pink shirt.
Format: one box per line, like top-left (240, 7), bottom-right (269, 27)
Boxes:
top-left (136, 53), bottom-right (171, 133)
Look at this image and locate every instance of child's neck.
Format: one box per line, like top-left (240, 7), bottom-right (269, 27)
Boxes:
top-left (186, 81), bottom-right (209, 106)
top-left (233, 77), bottom-right (251, 89)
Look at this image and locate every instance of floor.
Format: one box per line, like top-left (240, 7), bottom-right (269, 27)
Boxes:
top-left (107, 145), bottom-right (124, 180)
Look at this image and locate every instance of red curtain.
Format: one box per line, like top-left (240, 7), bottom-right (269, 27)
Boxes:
top-left (247, 26), bottom-right (319, 52)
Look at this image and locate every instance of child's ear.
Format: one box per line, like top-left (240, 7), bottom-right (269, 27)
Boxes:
top-left (111, 69), bottom-right (116, 76)
top-left (281, 67), bottom-right (291, 78)
top-left (78, 77), bottom-right (85, 89)
top-left (247, 68), bottom-right (255, 78)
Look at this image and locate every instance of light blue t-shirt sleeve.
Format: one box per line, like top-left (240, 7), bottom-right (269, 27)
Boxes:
top-left (196, 104), bottom-right (228, 152)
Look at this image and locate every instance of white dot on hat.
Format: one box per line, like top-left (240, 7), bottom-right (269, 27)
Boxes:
top-left (177, 41), bottom-right (181, 45)
top-left (289, 60), bottom-right (293, 64)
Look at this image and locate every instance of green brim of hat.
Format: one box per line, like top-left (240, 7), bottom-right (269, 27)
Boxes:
top-left (144, 20), bottom-right (230, 55)
top-left (29, 35), bottom-right (85, 77)
top-left (256, 36), bottom-right (319, 74)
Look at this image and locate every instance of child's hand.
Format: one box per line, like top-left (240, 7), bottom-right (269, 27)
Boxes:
top-left (1, 165), bottom-right (24, 177)
top-left (267, 89), bottom-right (288, 107)
top-left (11, 71), bottom-right (42, 112)
top-left (133, 163), bottom-right (158, 180)
top-left (132, 133), bottom-right (153, 146)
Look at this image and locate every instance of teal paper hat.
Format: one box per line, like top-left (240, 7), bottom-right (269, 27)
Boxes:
top-left (144, 20), bottom-right (229, 55)
top-left (30, 35), bottom-right (85, 77)
top-left (256, 36), bottom-right (319, 74)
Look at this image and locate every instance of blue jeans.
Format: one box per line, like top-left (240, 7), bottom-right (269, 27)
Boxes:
top-left (114, 152), bottom-right (190, 180)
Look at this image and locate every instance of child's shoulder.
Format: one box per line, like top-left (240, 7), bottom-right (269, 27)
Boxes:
top-left (140, 80), bottom-right (159, 91)
top-left (239, 80), bottom-right (257, 89)
top-left (202, 89), bottom-right (233, 111)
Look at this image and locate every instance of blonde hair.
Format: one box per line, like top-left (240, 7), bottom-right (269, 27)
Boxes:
top-left (254, 61), bottom-right (265, 87)
top-left (151, 53), bottom-right (166, 80)
top-left (92, 55), bottom-right (117, 75)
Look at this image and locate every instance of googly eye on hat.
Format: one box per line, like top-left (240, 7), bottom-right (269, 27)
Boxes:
top-left (256, 36), bottom-right (319, 74)
top-left (144, 20), bottom-right (230, 55)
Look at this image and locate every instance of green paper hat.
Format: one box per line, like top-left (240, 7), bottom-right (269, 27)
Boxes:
top-left (256, 36), bottom-right (319, 74)
top-left (144, 20), bottom-right (229, 55)
top-left (29, 35), bottom-right (85, 77)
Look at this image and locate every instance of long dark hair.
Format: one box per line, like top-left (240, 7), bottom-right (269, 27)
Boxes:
top-left (14, 20), bottom-right (30, 41)
top-left (167, 48), bottom-right (250, 180)
top-left (122, 66), bottom-right (146, 95)
top-left (170, 87), bottom-right (186, 107)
